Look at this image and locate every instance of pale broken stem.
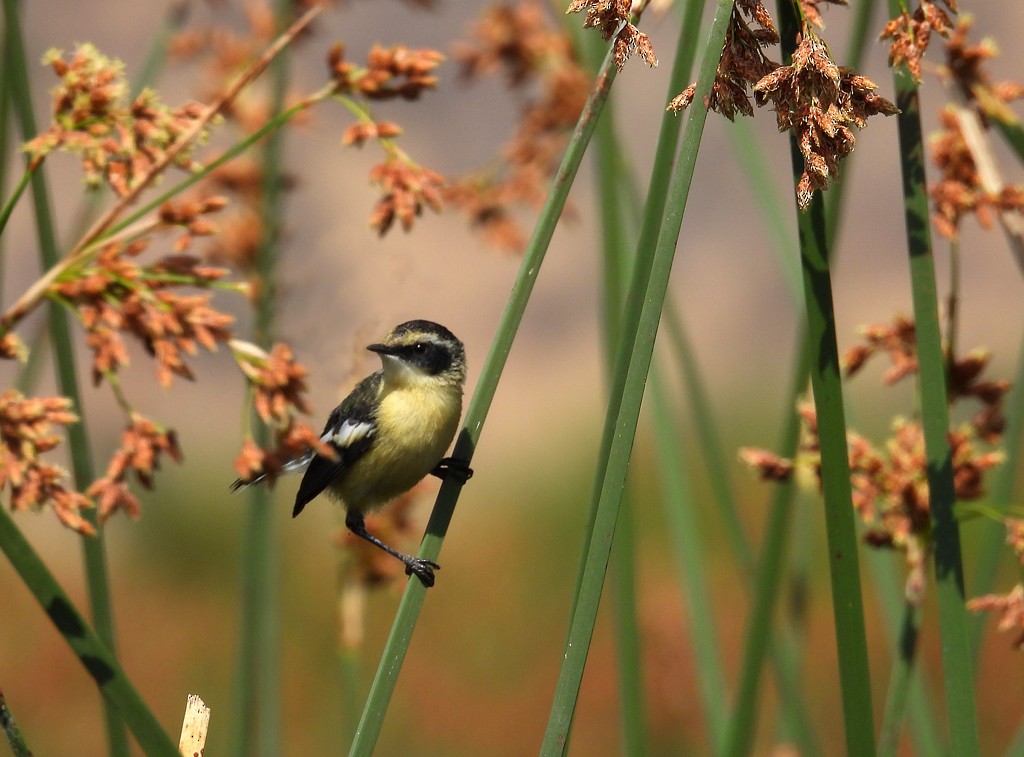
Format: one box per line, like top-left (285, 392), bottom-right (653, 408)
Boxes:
top-left (178, 694), bottom-right (211, 757)
top-left (0, 2), bottom-right (325, 333)
top-left (949, 101), bottom-right (1024, 276)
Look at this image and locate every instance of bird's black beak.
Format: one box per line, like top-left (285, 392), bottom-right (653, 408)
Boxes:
top-left (367, 342), bottom-right (397, 356)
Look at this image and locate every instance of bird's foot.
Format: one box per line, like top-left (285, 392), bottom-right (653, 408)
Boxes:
top-left (431, 456), bottom-right (473, 484)
top-left (404, 557), bottom-right (441, 588)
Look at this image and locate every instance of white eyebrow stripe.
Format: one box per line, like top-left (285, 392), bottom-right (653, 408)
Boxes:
top-left (326, 419), bottom-right (375, 449)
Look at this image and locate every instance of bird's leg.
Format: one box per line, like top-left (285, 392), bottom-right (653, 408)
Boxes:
top-left (344, 510), bottom-right (440, 588)
top-left (431, 456), bottom-right (473, 483)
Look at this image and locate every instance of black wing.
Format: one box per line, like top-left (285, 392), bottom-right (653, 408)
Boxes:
top-left (292, 371), bottom-right (382, 517)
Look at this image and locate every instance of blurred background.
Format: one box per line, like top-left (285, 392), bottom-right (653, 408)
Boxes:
top-left (1, 0), bottom-right (1023, 754)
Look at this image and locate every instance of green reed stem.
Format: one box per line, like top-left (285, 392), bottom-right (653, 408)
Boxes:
top-left (794, 187), bottom-right (877, 757)
top-left (0, 506), bottom-right (178, 755)
top-left (776, 3), bottom-right (876, 752)
top-left (540, 4), bottom-right (734, 753)
top-left (2, 3), bottom-right (128, 753)
top-left (347, 32), bottom-right (623, 757)
top-left (886, 11), bottom-right (980, 749)
top-left (589, 56), bottom-right (648, 757)
top-left (230, 3), bottom-right (291, 755)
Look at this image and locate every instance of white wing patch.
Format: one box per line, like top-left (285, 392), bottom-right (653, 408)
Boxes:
top-left (326, 419), bottom-right (375, 450)
top-left (280, 450), bottom-right (315, 474)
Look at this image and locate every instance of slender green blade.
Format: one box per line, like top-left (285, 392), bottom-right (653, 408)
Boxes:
top-left (540, 2), bottom-right (735, 752)
top-left (347, 33), bottom-right (624, 757)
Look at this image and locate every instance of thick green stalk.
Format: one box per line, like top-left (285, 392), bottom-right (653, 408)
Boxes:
top-left (346, 34), bottom-right (623, 757)
top-left (2, 3), bottom-right (127, 753)
top-left (230, 3), bottom-right (290, 755)
top-left (583, 28), bottom-right (649, 755)
top-left (595, 106), bottom-right (649, 757)
top-left (0, 507), bottom-right (178, 755)
top-left (776, 4), bottom-right (876, 753)
top-left (540, 3), bottom-right (734, 753)
top-left (886, 10), bottom-right (980, 751)
top-left (793, 194), bottom-right (877, 756)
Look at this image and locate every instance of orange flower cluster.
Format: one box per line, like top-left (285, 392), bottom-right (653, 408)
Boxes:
top-left (0, 391), bottom-right (92, 534)
top-left (329, 44), bottom-right (444, 101)
top-left (742, 317), bottom-right (1008, 603)
top-left (233, 341), bottom-right (312, 426)
top-left (231, 340), bottom-right (331, 487)
top-left (565, 0), bottom-right (656, 70)
top-left (928, 109), bottom-right (1024, 240)
top-left (50, 240), bottom-right (234, 387)
top-left (23, 44), bottom-right (207, 196)
top-left (923, 18), bottom-right (1024, 241)
top-left (671, 4), bottom-right (896, 208)
top-left (968, 520), bottom-right (1024, 649)
top-left (323, 43), bottom-right (448, 236)
top-left (879, 0), bottom-right (955, 84)
top-left (753, 33), bottom-right (898, 208)
top-left (87, 414), bottom-right (182, 522)
top-left (668, 0), bottom-right (779, 120)
top-left (945, 16), bottom-right (1024, 106)
top-left (368, 158), bottom-right (446, 236)
top-left (448, 0), bottom-right (591, 251)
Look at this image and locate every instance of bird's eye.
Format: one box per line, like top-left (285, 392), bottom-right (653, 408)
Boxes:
top-left (412, 342), bottom-right (427, 354)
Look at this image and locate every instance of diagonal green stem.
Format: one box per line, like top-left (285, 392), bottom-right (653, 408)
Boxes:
top-left (0, 506), bottom-right (178, 755)
top-left (347, 32), bottom-right (623, 757)
top-left (540, 3), bottom-right (735, 753)
top-left (591, 79), bottom-right (648, 757)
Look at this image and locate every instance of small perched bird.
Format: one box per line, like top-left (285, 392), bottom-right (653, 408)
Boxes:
top-left (234, 320), bottom-right (471, 587)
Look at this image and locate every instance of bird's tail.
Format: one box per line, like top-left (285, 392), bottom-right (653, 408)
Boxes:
top-left (229, 450), bottom-right (315, 492)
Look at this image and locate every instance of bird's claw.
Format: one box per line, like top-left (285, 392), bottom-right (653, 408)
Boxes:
top-left (405, 557), bottom-right (441, 587)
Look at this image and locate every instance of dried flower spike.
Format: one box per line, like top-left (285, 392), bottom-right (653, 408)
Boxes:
top-left (566, 0), bottom-right (657, 70)
top-left (668, 1), bottom-right (779, 120)
top-left (24, 44), bottom-right (207, 195)
top-left (0, 391), bottom-right (93, 534)
top-left (880, 0), bottom-right (954, 84)
top-left (754, 33), bottom-right (898, 208)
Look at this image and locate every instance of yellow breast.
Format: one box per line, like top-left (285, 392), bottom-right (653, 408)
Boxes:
top-left (333, 381), bottom-right (462, 512)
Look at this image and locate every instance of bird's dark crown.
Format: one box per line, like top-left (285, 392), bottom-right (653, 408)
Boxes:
top-left (369, 320), bottom-right (465, 379)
